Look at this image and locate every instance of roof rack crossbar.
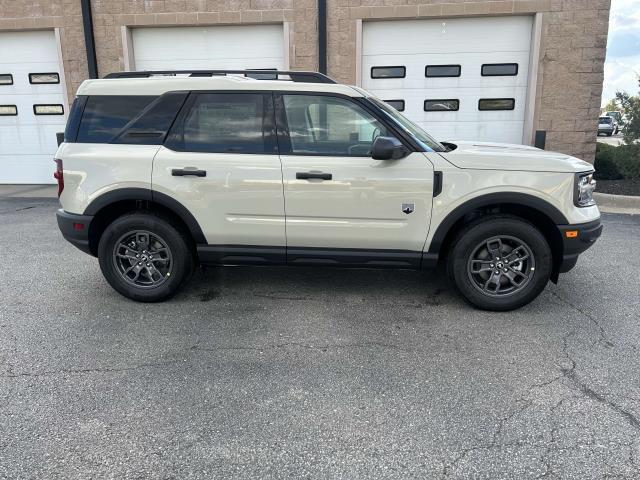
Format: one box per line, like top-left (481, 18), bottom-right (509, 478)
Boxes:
top-left (104, 70), bottom-right (337, 84)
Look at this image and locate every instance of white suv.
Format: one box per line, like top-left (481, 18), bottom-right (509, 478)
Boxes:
top-left (55, 70), bottom-right (601, 310)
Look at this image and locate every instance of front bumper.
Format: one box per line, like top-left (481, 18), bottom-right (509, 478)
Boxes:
top-left (557, 218), bottom-right (602, 273)
top-left (56, 209), bottom-right (94, 255)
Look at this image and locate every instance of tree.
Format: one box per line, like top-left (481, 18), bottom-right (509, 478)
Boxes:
top-left (615, 91), bottom-right (640, 145)
top-left (603, 98), bottom-right (619, 113)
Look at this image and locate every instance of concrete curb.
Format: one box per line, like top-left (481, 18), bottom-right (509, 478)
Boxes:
top-left (594, 192), bottom-right (640, 215)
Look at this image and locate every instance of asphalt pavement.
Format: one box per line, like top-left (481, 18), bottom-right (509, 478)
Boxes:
top-left (1, 197), bottom-right (639, 479)
top-left (597, 133), bottom-right (624, 146)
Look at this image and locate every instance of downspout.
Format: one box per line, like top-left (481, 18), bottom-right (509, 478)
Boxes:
top-left (318, 0), bottom-right (327, 74)
top-left (80, 0), bottom-right (99, 78)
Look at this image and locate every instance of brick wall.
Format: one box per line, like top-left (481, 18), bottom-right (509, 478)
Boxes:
top-left (0, 0), bottom-right (610, 161)
top-left (537, 1), bottom-right (610, 161)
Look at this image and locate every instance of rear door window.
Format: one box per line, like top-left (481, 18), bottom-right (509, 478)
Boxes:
top-left (77, 95), bottom-right (156, 143)
top-left (166, 93), bottom-right (275, 154)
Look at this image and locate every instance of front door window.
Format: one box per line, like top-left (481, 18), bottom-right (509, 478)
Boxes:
top-left (282, 94), bottom-right (388, 156)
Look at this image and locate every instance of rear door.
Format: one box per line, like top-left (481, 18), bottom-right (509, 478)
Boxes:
top-left (152, 92), bottom-right (286, 263)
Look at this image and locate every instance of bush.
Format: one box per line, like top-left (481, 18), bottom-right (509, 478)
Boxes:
top-left (594, 142), bottom-right (640, 180)
top-left (595, 143), bottom-right (623, 180)
top-left (616, 144), bottom-right (640, 179)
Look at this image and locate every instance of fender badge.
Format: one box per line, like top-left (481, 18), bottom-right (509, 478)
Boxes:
top-left (402, 203), bottom-right (415, 215)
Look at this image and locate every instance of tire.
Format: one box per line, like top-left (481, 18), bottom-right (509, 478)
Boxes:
top-left (98, 212), bottom-right (195, 302)
top-left (607, 132), bottom-right (613, 136)
top-left (447, 215), bottom-right (552, 311)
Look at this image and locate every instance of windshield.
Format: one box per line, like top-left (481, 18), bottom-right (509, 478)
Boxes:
top-left (599, 117), bottom-right (612, 124)
top-left (605, 111), bottom-right (620, 120)
top-left (368, 97), bottom-right (446, 152)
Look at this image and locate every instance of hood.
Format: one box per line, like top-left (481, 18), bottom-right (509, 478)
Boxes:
top-left (439, 140), bottom-right (593, 173)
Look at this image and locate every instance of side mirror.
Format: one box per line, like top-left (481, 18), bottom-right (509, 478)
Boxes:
top-left (371, 136), bottom-right (409, 160)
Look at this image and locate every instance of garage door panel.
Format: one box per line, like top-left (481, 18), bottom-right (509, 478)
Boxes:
top-left (4, 95), bottom-right (66, 117)
top-left (363, 53), bottom-right (531, 89)
top-left (375, 88), bottom-right (527, 111)
top-left (133, 57), bottom-right (284, 71)
top-left (132, 25), bottom-right (285, 71)
top-left (363, 17), bottom-right (532, 56)
top-left (362, 16), bottom-right (533, 144)
top-left (0, 31), bottom-right (59, 62)
top-left (0, 154), bottom-right (55, 183)
top-left (418, 121), bottom-right (525, 144)
top-left (0, 67), bottom-right (62, 95)
top-left (0, 123), bottom-right (63, 153)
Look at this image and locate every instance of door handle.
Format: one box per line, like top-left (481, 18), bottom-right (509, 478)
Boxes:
top-left (171, 168), bottom-right (207, 177)
top-left (296, 171), bottom-right (332, 180)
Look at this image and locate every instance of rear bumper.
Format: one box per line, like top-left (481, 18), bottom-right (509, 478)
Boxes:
top-left (557, 218), bottom-right (602, 273)
top-left (56, 209), bottom-right (94, 255)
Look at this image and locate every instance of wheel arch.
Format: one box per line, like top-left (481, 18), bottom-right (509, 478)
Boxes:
top-left (84, 188), bottom-right (206, 256)
top-left (429, 192), bottom-right (568, 282)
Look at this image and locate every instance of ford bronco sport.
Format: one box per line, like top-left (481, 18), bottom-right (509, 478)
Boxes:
top-left (55, 70), bottom-right (601, 310)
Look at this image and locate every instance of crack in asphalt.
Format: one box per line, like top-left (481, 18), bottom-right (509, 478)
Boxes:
top-left (440, 294), bottom-right (640, 479)
top-left (548, 289), bottom-right (614, 348)
top-left (0, 360), bottom-right (182, 378)
top-left (563, 366), bottom-right (640, 431)
top-left (189, 341), bottom-right (401, 352)
top-left (1, 342), bottom-right (401, 379)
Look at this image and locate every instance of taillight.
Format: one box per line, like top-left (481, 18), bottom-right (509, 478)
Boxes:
top-left (53, 158), bottom-right (64, 197)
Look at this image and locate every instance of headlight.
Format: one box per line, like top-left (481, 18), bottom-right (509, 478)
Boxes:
top-left (575, 172), bottom-right (596, 207)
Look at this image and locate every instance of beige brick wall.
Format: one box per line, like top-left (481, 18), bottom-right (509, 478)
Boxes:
top-left (0, 0), bottom-right (610, 161)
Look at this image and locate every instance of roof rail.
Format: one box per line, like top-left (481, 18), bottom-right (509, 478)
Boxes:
top-left (103, 70), bottom-right (337, 84)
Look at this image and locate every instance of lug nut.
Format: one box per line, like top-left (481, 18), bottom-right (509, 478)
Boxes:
top-left (490, 263), bottom-right (494, 268)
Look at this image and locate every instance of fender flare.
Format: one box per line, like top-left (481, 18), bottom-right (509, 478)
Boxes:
top-left (427, 192), bottom-right (569, 254)
top-left (83, 187), bottom-right (207, 244)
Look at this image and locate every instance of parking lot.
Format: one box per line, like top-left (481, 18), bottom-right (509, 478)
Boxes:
top-left (597, 132), bottom-right (624, 146)
top-left (1, 196), bottom-right (639, 479)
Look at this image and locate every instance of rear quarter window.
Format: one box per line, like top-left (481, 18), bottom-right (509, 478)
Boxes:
top-left (112, 92), bottom-right (189, 145)
top-left (76, 95), bottom-right (156, 143)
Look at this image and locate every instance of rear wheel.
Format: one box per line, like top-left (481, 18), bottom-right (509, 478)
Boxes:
top-left (98, 212), bottom-right (195, 302)
top-left (448, 216), bottom-right (552, 311)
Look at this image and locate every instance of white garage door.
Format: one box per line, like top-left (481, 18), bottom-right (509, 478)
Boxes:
top-left (0, 30), bottom-right (66, 184)
top-left (362, 16), bottom-right (533, 144)
top-left (132, 24), bottom-right (285, 71)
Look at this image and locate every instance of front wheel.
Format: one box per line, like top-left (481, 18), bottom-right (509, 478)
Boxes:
top-left (448, 216), bottom-right (552, 311)
top-left (98, 212), bottom-right (195, 302)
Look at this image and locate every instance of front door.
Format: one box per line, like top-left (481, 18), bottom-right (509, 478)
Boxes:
top-left (276, 93), bottom-right (434, 267)
top-left (152, 92), bottom-right (286, 263)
